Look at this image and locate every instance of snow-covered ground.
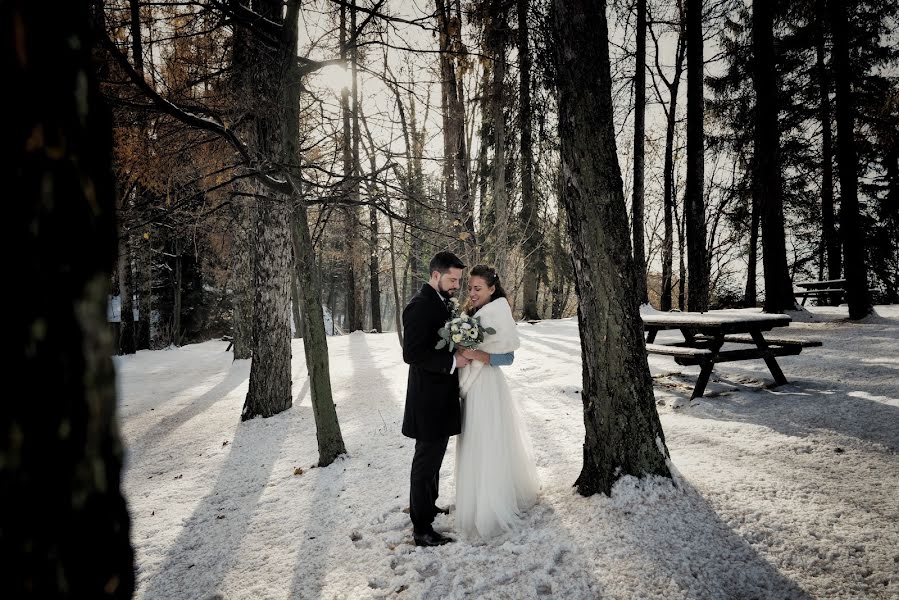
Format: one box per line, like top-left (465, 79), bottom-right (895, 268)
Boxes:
top-left (116, 305), bottom-right (899, 600)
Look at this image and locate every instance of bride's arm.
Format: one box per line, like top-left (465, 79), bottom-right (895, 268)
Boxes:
top-left (460, 349), bottom-right (515, 366)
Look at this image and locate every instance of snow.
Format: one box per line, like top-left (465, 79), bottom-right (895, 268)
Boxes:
top-left (115, 305), bottom-right (899, 600)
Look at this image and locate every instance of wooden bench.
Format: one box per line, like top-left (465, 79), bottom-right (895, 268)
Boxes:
top-left (794, 279), bottom-right (877, 306)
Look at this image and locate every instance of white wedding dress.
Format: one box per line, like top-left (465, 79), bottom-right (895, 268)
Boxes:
top-left (455, 297), bottom-right (540, 539)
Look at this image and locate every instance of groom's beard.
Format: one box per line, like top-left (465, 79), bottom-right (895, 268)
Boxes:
top-left (438, 281), bottom-right (458, 297)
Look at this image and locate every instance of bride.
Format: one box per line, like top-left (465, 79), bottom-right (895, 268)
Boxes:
top-left (454, 265), bottom-right (540, 539)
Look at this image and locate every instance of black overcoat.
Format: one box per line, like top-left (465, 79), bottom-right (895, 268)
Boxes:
top-left (401, 284), bottom-right (461, 440)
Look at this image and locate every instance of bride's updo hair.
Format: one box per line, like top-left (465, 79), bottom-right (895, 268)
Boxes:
top-left (464, 264), bottom-right (507, 314)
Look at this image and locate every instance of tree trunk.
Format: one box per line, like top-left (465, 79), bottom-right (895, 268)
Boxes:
top-left (291, 268), bottom-right (304, 339)
top-left (436, 0), bottom-right (459, 237)
top-left (752, 0), bottom-right (797, 313)
top-left (677, 196), bottom-right (687, 309)
top-left (350, 0), bottom-right (366, 330)
top-left (519, 0), bottom-right (540, 320)
top-left (282, 0), bottom-right (346, 464)
top-left (135, 226), bottom-right (153, 348)
top-left (340, 3), bottom-right (362, 332)
top-left (659, 34), bottom-right (685, 311)
top-left (229, 0), bottom-right (253, 359)
top-left (369, 204), bottom-right (382, 332)
top-left (816, 8), bottom-right (841, 303)
top-left (632, 0), bottom-right (649, 306)
top-left (117, 215), bottom-right (137, 353)
top-left (173, 236), bottom-right (183, 345)
top-left (490, 0), bottom-right (509, 271)
top-left (553, 0), bottom-right (671, 496)
top-left (231, 192), bottom-right (254, 359)
top-left (360, 108), bottom-right (383, 334)
top-left (686, 0), bottom-right (708, 311)
top-left (744, 189), bottom-right (759, 306)
top-left (388, 215), bottom-right (404, 345)
top-left (241, 0), bottom-right (293, 420)
top-left (128, 0), bottom-right (153, 350)
top-left (830, 0), bottom-right (871, 319)
top-left (436, 0), bottom-right (476, 258)
top-left (8, 2), bottom-right (135, 594)
top-left (408, 90), bottom-right (427, 282)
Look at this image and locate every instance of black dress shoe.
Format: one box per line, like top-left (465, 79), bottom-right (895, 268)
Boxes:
top-left (413, 530), bottom-right (453, 547)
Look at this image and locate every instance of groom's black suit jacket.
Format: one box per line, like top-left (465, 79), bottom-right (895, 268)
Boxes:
top-left (401, 284), bottom-right (462, 440)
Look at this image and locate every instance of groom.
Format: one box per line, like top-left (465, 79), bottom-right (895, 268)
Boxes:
top-left (402, 251), bottom-right (470, 547)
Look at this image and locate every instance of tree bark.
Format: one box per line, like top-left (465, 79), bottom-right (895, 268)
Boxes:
top-left (752, 0), bottom-right (797, 313)
top-left (553, 0), bottom-right (671, 496)
top-left (388, 215), bottom-right (404, 345)
top-left (117, 212), bottom-right (137, 354)
top-left (830, 0), bottom-right (871, 319)
top-left (519, 0), bottom-right (540, 320)
top-left (490, 0), bottom-right (509, 271)
top-left (686, 0), bottom-right (708, 311)
top-left (291, 268), bottom-right (304, 339)
top-left (744, 188), bottom-right (759, 306)
top-left (230, 0), bottom-right (253, 359)
top-left (241, 0), bottom-right (293, 420)
top-left (360, 108), bottom-right (383, 333)
top-left (282, 0), bottom-right (346, 464)
top-left (230, 192), bottom-right (254, 359)
top-left (350, 0), bottom-right (366, 330)
top-left (173, 236), bottom-right (183, 345)
top-left (7, 2), bottom-right (135, 594)
top-left (340, 2), bottom-right (362, 332)
top-left (436, 0), bottom-right (476, 258)
top-left (632, 0), bottom-right (649, 306)
top-left (135, 227), bottom-right (153, 349)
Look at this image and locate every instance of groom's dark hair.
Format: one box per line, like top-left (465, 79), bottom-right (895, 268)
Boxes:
top-left (429, 251), bottom-right (465, 275)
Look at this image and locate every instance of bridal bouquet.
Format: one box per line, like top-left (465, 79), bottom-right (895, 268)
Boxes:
top-left (435, 297), bottom-right (496, 352)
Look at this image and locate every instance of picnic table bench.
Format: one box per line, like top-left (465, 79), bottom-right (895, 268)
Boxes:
top-left (642, 311), bottom-right (821, 399)
top-left (793, 278), bottom-right (877, 306)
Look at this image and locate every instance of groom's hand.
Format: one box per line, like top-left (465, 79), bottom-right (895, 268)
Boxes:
top-left (455, 351), bottom-right (471, 368)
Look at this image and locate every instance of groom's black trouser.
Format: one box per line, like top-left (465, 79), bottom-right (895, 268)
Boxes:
top-left (409, 436), bottom-right (449, 533)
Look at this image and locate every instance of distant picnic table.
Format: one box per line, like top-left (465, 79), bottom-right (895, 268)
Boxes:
top-left (642, 311), bottom-right (821, 399)
top-left (794, 278), bottom-right (847, 306)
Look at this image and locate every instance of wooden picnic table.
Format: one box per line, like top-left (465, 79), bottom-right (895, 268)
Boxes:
top-left (794, 278), bottom-right (847, 306)
top-left (795, 278), bottom-right (846, 289)
top-left (641, 311), bottom-right (819, 399)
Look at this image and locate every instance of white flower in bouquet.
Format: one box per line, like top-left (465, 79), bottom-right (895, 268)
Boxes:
top-left (435, 303), bottom-right (497, 352)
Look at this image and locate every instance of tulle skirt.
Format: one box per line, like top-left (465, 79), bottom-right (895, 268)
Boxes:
top-left (455, 365), bottom-right (540, 539)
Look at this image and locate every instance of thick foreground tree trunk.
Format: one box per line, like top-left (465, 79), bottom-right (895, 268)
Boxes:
top-left (632, 0), bottom-right (649, 306)
top-left (685, 0), bottom-right (708, 311)
top-left (752, 0), bottom-right (798, 313)
top-left (816, 10), bottom-right (841, 299)
top-left (241, 0), bottom-right (293, 419)
top-left (553, 0), bottom-right (671, 496)
top-left (831, 0), bottom-right (872, 319)
top-left (7, 2), bottom-right (135, 595)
